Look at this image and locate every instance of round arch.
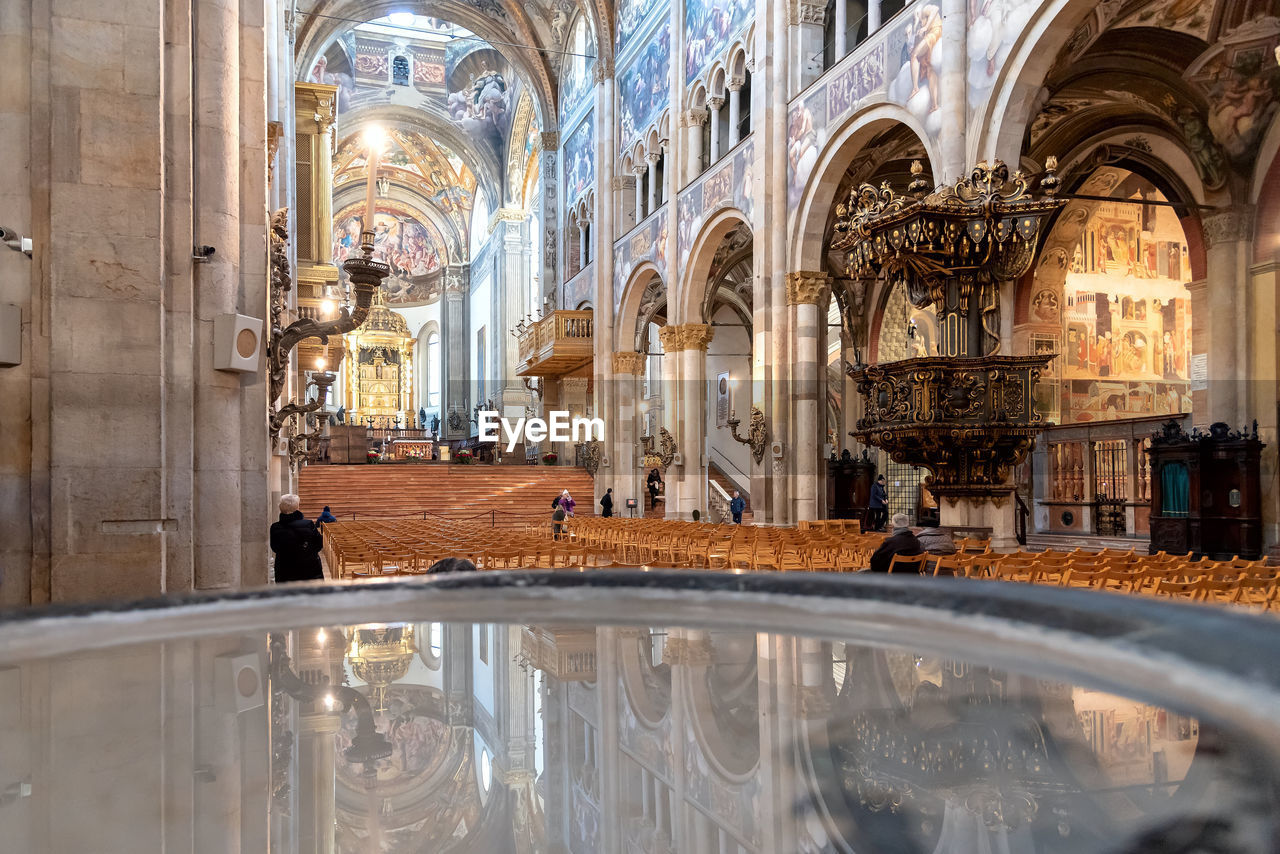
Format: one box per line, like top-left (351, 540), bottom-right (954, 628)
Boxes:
top-left (615, 261), bottom-right (667, 353)
top-left (970, 0), bottom-right (1104, 166)
top-left (295, 0), bottom-right (558, 130)
top-left (679, 208), bottom-right (752, 326)
top-left (335, 104), bottom-right (504, 207)
top-left (789, 103), bottom-right (943, 273)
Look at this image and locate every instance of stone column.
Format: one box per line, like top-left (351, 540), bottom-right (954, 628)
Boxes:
top-left (683, 110), bottom-right (707, 182)
top-left (793, 0), bottom-right (827, 89)
top-left (868, 0), bottom-right (881, 33)
top-left (658, 325), bottom-right (683, 515)
top-left (442, 267), bottom-right (469, 439)
top-left (678, 325), bottom-right (715, 520)
top-left (594, 60), bottom-right (617, 507)
top-left (1201, 207), bottom-right (1254, 428)
top-left (612, 352), bottom-right (646, 515)
top-left (939, 0), bottom-right (968, 180)
top-left (834, 0), bottom-right (848, 59)
top-left (540, 132), bottom-right (560, 303)
top-left (707, 97), bottom-right (725, 163)
top-left (728, 82), bottom-right (743, 148)
top-left (788, 273), bottom-right (830, 522)
top-left (634, 166), bottom-right (647, 221)
top-left (646, 154), bottom-right (660, 215)
top-left (499, 219), bottom-right (530, 415)
top-left (296, 713), bottom-right (339, 854)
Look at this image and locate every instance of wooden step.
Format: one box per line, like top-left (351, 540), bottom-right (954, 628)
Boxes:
top-left (298, 463), bottom-right (596, 529)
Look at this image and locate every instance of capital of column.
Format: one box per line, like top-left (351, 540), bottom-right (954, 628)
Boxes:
top-left (1202, 205), bottom-right (1255, 247)
top-left (682, 109), bottom-right (709, 127)
top-left (707, 96), bottom-right (725, 111)
top-left (677, 323), bottom-right (715, 351)
top-left (657, 324), bottom-right (683, 353)
top-left (661, 636), bottom-right (714, 667)
top-left (791, 0), bottom-right (828, 26)
top-left (786, 271), bottom-right (832, 305)
top-left (540, 131), bottom-right (559, 151)
top-left (727, 77), bottom-right (745, 92)
top-left (645, 151), bottom-right (662, 165)
top-left (562, 376), bottom-right (590, 393)
top-left (592, 57), bottom-right (614, 83)
top-left (611, 350), bottom-right (646, 374)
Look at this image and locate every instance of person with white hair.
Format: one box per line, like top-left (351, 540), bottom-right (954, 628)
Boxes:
top-left (269, 493), bottom-right (324, 582)
top-left (559, 489), bottom-right (576, 517)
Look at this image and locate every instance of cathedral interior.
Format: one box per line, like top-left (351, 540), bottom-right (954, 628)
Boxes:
top-left (4, 0), bottom-right (1280, 850)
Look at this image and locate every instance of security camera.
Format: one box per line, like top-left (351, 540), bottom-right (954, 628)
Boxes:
top-left (0, 227), bottom-right (17, 243)
top-left (193, 245), bottom-right (216, 261)
top-left (0, 227), bottom-right (31, 257)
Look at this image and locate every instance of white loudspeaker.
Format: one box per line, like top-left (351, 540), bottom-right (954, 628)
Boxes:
top-left (215, 313), bottom-right (263, 373)
top-left (672, 452), bottom-right (684, 467)
top-left (215, 651), bottom-right (264, 713)
top-left (0, 303), bottom-right (20, 367)
top-left (771, 441), bottom-right (784, 460)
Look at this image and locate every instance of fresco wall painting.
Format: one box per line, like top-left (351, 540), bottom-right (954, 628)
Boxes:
top-left (613, 209), bottom-right (670, 312)
top-left (684, 0), bottom-right (753, 86)
top-left (618, 22), bottom-right (672, 152)
top-left (334, 204), bottom-right (447, 305)
top-left (616, 0), bottom-right (666, 53)
top-left (677, 140), bottom-right (755, 261)
top-left (564, 115), bottom-right (596, 206)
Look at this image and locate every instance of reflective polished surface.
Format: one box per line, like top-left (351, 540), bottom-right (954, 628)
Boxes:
top-left (1, 572), bottom-right (1278, 853)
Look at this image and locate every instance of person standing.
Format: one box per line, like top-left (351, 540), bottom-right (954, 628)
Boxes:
top-left (869, 475), bottom-right (889, 532)
top-left (729, 491), bottom-right (746, 525)
top-left (868, 514), bottom-right (924, 572)
top-left (600, 488), bottom-right (614, 517)
top-left (560, 489), bottom-right (576, 517)
top-left (647, 468), bottom-right (663, 509)
top-left (270, 494), bottom-right (324, 582)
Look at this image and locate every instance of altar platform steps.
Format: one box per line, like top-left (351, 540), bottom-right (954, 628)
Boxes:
top-left (298, 464), bottom-right (596, 530)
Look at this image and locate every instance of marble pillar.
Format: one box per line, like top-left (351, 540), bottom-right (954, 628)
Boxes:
top-left (541, 132), bottom-right (560, 305)
top-left (634, 166), bottom-right (646, 222)
top-left (296, 712), bottom-right (339, 854)
top-left (708, 97), bottom-right (724, 163)
top-left (1201, 207), bottom-right (1254, 428)
top-left (679, 325), bottom-right (715, 520)
top-left (611, 352), bottom-right (646, 515)
top-left (499, 220), bottom-right (529, 412)
top-left (594, 62), bottom-right (617, 508)
top-left (683, 110), bottom-right (707, 182)
top-left (442, 267), bottom-right (469, 439)
top-left (646, 154), bottom-right (660, 215)
top-left (939, 0), bottom-right (968, 180)
top-left (868, 0), bottom-right (881, 33)
top-left (788, 273), bottom-right (830, 522)
top-left (834, 0), bottom-right (848, 59)
top-left (728, 83), bottom-right (743, 148)
top-left (658, 325), bottom-right (683, 515)
top-left (768, 0), bottom-right (791, 526)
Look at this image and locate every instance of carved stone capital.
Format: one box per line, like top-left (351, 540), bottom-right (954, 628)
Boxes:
top-left (794, 0), bottom-right (827, 25)
top-left (657, 324), bottom-right (683, 353)
top-left (707, 96), bottom-right (725, 111)
top-left (1202, 206), bottom-right (1255, 247)
top-left (540, 131), bottom-right (559, 151)
top-left (786, 271), bottom-right (832, 305)
top-left (611, 350), bottom-right (646, 375)
top-left (562, 376), bottom-right (590, 393)
top-left (682, 109), bottom-right (709, 128)
top-left (661, 637), bottom-right (713, 667)
top-left (592, 58), bottom-right (613, 83)
top-left (645, 151), bottom-right (662, 164)
top-left (797, 685), bottom-right (833, 719)
top-left (677, 323), bottom-right (715, 351)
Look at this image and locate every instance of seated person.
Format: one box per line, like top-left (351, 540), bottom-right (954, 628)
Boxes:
top-left (868, 513), bottom-right (924, 573)
top-left (915, 527), bottom-right (957, 555)
top-left (427, 557), bottom-right (476, 574)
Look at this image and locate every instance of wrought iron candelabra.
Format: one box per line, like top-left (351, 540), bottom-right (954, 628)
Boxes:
top-left (727, 406), bottom-right (768, 464)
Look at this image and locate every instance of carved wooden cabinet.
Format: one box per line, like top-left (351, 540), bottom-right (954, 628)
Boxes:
top-left (1147, 421), bottom-right (1264, 559)
top-left (828, 450), bottom-right (876, 524)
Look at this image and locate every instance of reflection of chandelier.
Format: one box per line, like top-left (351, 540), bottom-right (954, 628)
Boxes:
top-left (346, 624), bottom-right (417, 712)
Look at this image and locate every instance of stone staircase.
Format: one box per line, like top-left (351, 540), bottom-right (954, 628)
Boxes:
top-left (298, 463), bottom-right (596, 530)
top-left (708, 463), bottom-right (753, 524)
top-left (1023, 532), bottom-right (1151, 553)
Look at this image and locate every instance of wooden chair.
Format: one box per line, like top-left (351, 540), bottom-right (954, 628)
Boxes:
top-left (887, 553), bottom-right (928, 575)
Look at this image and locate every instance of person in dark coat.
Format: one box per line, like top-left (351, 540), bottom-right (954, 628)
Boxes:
top-left (551, 503), bottom-right (567, 540)
top-left (270, 494), bottom-right (324, 582)
top-left (316, 505), bottom-right (337, 526)
top-left (729, 491), bottom-right (746, 524)
top-left (868, 475), bottom-right (889, 532)
top-left (647, 468), bottom-right (663, 509)
top-left (868, 513), bottom-right (924, 573)
top-left (600, 488), bottom-right (614, 517)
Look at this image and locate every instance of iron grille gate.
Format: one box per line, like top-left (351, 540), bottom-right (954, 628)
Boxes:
top-left (881, 455), bottom-right (920, 526)
top-left (1093, 440), bottom-right (1128, 537)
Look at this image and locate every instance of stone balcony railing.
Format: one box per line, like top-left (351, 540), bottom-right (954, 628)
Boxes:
top-left (517, 310), bottom-right (594, 378)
